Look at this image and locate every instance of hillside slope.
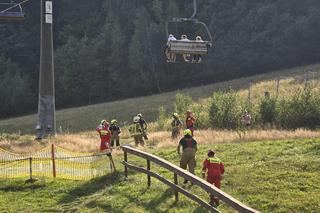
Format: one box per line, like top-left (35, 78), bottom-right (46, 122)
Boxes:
top-left (1, 138), bottom-right (320, 212)
top-left (0, 63), bottom-right (319, 134)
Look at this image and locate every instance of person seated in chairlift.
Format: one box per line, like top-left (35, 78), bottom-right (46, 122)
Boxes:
top-left (165, 34), bottom-right (177, 62)
top-left (180, 34), bottom-right (191, 63)
top-left (192, 36), bottom-right (203, 63)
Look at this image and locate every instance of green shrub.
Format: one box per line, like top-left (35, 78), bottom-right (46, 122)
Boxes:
top-left (209, 91), bottom-right (242, 129)
top-left (157, 106), bottom-right (167, 131)
top-left (173, 91), bottom-right (193, 116)
top-left (190, 101), bottom-right (211, 129)
top-left (259, 96), bottom-right (278, 125)
top-left (277, 87), bottom-right (320, 129)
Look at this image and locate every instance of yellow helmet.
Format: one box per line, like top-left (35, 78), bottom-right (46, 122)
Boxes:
top-left (100, 119), bottom-right (107, 125)
top-left (111, 119), bottom-right (117, 125)
top-left (183, 129), bottom-right (192, 136)
top-left (173, 113), bottom-right (179, 118)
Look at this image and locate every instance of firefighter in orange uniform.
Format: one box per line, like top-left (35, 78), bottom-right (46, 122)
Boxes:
top-left (202, 149), bottom-right (225, 207)
top-left (96, 120), bottom-right (111, 151)
top-left (96, 119), bottom-right (116, 171)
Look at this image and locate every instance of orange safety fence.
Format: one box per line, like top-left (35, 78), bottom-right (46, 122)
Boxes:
top-left (0, 144), bottom-right (111, 180)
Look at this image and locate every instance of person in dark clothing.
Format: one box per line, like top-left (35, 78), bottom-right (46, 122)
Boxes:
top-left (137, 113), bottom-right (148, 140)
top-left (109, 119), bottom-right (121, 149)
top-left (177, 129), bottom-right (198, 184)
top-left (171, 113), bottom-right (182, 139)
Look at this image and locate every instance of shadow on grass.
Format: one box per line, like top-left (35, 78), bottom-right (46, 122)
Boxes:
top-left (0, 180), bottom-right (46, 192)
top-left (59, 171), bottom-right (124, 204)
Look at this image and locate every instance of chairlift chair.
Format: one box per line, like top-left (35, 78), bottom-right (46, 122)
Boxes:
top-left (0, 2), bottom-right (25, 20)
top-left (165, 0), bottom-right (213, 62)
top-left (166, 18), bottom-right (212, 55)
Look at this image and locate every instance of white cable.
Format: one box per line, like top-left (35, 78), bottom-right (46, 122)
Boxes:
top-left (0, 0), bottom-right (31, 13)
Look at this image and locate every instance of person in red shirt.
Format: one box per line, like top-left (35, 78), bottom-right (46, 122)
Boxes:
top-left (186, 110), bottom-right (196, 136)
top-left (202, 149), bottom-right (225, 207)
top-left (96, 119), bottom-right (116, 171)
top-left (96, 120), bottom-right (111, 151)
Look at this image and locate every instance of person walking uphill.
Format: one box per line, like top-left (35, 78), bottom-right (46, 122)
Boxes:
top-left (109, 119), bottom-right (121, 149)
top-left (137, 113), bottom-right (148, 140)
top-left (96, 120), bottom-right (116, 171)
top-left (177, 129), bottom-right (198, 184)
top-left (96, 120), bottom-right (111, 151)
top-left (186, 110), bottom-right (196, 136)
top-left (202, 150), bottom-right (224, 207)
top-left (129, 116), bottom-right (145, 146)
top-left (171, 113), bottom-right (182, 139)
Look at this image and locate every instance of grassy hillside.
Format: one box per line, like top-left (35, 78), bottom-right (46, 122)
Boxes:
top-left (1, 138), bottom-right (320, 212)
top-left (0, 63), bottom-right (320, 134)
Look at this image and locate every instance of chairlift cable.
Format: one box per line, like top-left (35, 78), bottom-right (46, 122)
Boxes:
top-left (0, 0), bottom-right (31, 13)
top-left (189, 0), bottom-right (197, 19)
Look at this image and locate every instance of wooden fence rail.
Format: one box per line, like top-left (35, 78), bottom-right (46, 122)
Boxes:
top-left (122, 145), bottom-right (260, 213)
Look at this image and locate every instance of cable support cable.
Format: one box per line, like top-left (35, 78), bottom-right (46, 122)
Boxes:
top-left (0, 0), bottom-right (31, 13)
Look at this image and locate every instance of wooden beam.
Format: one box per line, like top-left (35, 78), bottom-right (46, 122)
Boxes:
top-left (122, 161), bottom-right (220, 213)
top-left (122, 145), bottom-right (260, 213)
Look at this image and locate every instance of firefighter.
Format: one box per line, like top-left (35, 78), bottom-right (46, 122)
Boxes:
top-left (202, 149), bottom-right (225, 207)
top-left (109, 119), bottom-right (121, 149)
top-left (171, 113), bottom-right (182, 139)
top-left (96, 120), bottom-right (111, 151)
top-left (177, 129), bottom-right (198, 184)
top-left (96, 120), bottom-right (116, 171)
top-left (129, 116), bottom-right (144, 146)
top-left (137, 113), bottom-right (148, 140)
top-left (186, 110), bottom-right (196, 136)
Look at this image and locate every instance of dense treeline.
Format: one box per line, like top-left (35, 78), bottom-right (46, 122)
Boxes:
top-left (1, 0), bottom-right (320, 118)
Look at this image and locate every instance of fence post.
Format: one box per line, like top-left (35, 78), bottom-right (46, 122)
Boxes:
top-left (29, 157), bottom-right (33, 180)
top-left (124, 150), bottom-right (128, 178)
top-left (51, 144), bottom-right (56, 178)
top-left (174, 173), bottom-right (179, 202)
top-left (147, 159), bottom-right (151, 187)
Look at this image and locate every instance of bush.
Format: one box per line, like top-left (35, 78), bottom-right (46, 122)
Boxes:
top-left (259, 96), bottom-right (278, 125)
top-left (209, 91), bottom-right (242, 129)
top-left (157, 106), bottom-right (167, 131)
top-left (173, 91), bottom-right (193, 116)
top-left (277, 87), bottom-right (320, 129)
top-left (190, 101), bottom-right (211, 129)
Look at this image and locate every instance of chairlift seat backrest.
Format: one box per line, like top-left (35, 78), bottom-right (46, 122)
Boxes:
top-left (168, 40), bottom-right (210, 55)
top-left (0, 11), bottom-right (25, 20)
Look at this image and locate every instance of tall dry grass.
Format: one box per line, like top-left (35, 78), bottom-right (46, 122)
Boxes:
top-left (1, 128), bottom-right (319, 154)
top-left (150, 129), bottom-right (320, 149)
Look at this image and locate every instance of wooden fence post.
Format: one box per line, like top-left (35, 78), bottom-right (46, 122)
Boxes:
top-left (147, 159), bottom-right (151, 187)
top-left (124, 150), bottom-right (128, 178)
top-left (29, 157), bottom-right (33, 180)
top-left (51, 144), bottom-right (56, 178)
top-left (174, 173), bottom-right (179, 202)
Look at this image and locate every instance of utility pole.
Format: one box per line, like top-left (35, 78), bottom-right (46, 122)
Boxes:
top-left (36, 0), bottom-right (55, 139)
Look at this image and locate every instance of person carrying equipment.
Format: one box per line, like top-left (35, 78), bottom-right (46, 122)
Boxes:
top-left (177, 129), bottom-right (198, 184)
top-left (202, 149), bottom-right (225, 207)
top-left (129, 116), bottom-right (144, 146)
top-left (171, 113), bottom-right (182, 139)
top-left (137, 113), bottom-right (148, 140)
top-left (186, 110), bottom-right (196, 136)
top-left (109, 119), bottom-right (121, 149)
top-left (96, 120), bottom-right (116, 171)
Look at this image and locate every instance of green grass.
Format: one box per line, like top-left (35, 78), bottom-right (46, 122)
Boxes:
top-left (1, 138), bottom-right (320, 212)
top-left (0, 64), bottom-right (320, 134)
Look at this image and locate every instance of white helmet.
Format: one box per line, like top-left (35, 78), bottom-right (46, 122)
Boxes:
top-left (133, 116), bottom-right (140, 123)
